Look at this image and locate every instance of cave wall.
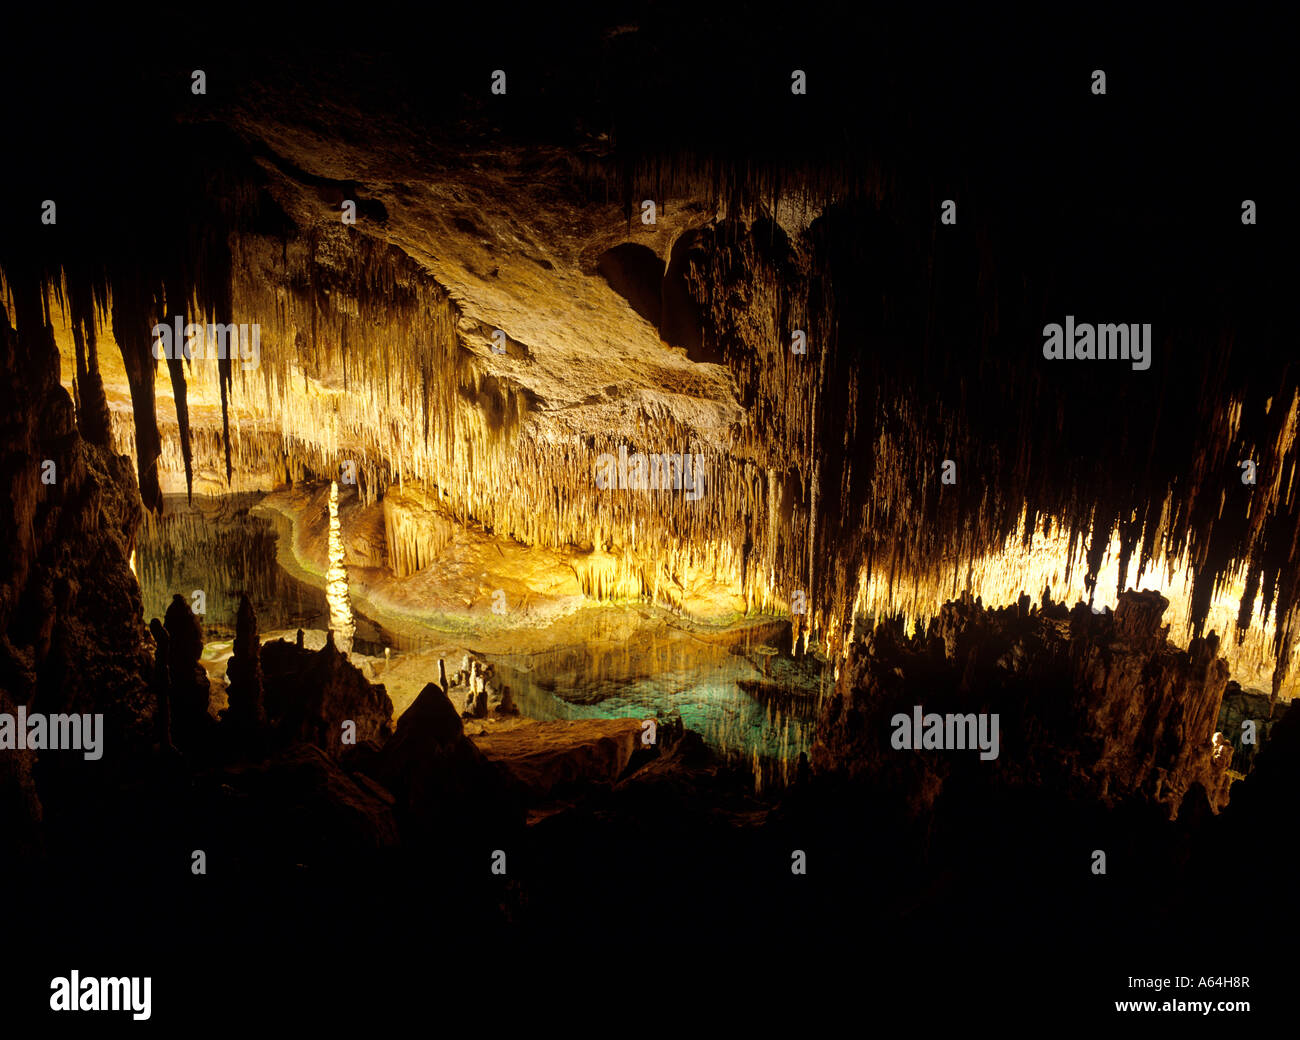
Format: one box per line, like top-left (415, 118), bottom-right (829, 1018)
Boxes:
top-left (0, 292), bottom-right (155, 862)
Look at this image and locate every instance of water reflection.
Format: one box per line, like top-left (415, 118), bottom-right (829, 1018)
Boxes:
top-left (136, 493), bottom-right (390, 652)
top-left (136, 493), bottom-right (825, 760)
top-left (483, 620), bottom-right (828, 760)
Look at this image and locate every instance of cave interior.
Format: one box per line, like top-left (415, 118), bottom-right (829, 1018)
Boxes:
top-left (0, 4), bottom-right (1296, 1024)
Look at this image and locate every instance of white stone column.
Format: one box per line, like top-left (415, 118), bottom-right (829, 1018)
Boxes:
top-left (326, 480), bottom-right (355, 655)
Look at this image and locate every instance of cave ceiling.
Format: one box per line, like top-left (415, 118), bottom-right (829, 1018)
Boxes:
top-left (1, 8), bottom-right (1295, 691)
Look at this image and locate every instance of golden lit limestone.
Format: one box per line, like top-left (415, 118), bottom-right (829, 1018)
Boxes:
top-left (845, 508), bottom-right (1299, 697)
top-left (382, 482), bottom-right (454, 578)
top-left (326, 480), bottom-right (355, 655)
top-left (31, 166), bottom-right (1300, 695)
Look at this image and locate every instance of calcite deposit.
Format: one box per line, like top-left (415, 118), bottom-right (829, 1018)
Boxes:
top-left (0, 10), bottom-right (1296, 1022)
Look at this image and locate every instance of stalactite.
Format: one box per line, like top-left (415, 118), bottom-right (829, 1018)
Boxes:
top-left (61, 270), bottom-right (113, 448)
top-left (109, 273), bottom-right (164, 514)
top-left (8, 124), bottom-right (1299, 693)
top-left (383, 484), bottom-right (454, 578)
top-left (162, 277), bottom-right (195, 502)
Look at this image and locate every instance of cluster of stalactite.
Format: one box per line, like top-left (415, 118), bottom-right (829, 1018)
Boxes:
top-left (591, 158), bottom-right (1299, 694)
top-left (148, 226), bottom-right (535, 514)
top-left (132, 493), bottom-right (283, 627)
top-left (6, 110), bottom-right (1298, 693)
top-left (110, 411), bottom-right (293, 494)
top-left (382, 484), bottom-right (454, 579)
top-left (0, 120), bottom-right (272, 514)
top-left (159, 223), bottom-right (803, 619)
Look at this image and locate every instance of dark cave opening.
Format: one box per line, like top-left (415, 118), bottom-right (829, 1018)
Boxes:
top-left (661, 230), bottom-right (711, 362)
top-left (596, 241), bottom-right (665, 329)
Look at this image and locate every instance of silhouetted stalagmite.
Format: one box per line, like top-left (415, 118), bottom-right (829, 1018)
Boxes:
top-left (163, 594), bottom-right (211, 751)
top-left (224, 594), bottom-right (267, 750)
top-left (149, 618), bottom-right (173, 751)
top-left (372, 681), bottom-right (521, 843)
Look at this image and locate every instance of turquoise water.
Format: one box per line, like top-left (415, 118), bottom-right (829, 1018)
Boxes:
top-left (139, 494), bottom-right (826, 761)
top-left (481, 622), bottom-right (829, 761)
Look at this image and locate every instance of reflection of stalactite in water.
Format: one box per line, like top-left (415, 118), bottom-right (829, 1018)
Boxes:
top-left (135, 495), bottom-right (327, 633)
top-left (326, 480), bottom-right (355, 655)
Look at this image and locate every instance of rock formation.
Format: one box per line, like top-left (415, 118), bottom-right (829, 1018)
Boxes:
top-left (468, 718), bottom-right (644, 800)
top-left (260, 633), bottom-right (393, 758)
top-left (815, 590), bottom-right (1236, 819)
top-left (0, 300), bottom-right (155, 792)
top-left (161, 593), bottom-right (212, 752)
top-left (148, 618), bottom-right (173, 751)
top-left (373, 681), bottom-right (521, 842)
top-left (223, 594), bottom-right (268, 753)
top-left (325, 481), bottom-right (355, 655)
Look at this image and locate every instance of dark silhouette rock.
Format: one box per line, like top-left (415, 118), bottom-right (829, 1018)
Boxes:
top-left (0, 687), bottom-right (43, 863)
top-left (815, 589), bottom-right (1234, 819)
top-left (148, 617), bottom-right (173, 751)
top-left (163, 592), bottom-right (212, 750)
top-left (223, 594), bottom-right (268, 756)
top-left (260, 633), bottom-right (393, 759)
top-left (373, 681), bottom-right (521, 842)
top-left (197, 744), bottom-right (400, 871)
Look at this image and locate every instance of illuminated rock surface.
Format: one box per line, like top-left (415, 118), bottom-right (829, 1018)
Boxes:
top-left (2, 12), bottom-right (1298, 1007)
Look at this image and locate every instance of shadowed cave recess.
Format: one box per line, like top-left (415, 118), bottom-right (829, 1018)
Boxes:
top-left (1, 4), bottom-right (1297, 1016)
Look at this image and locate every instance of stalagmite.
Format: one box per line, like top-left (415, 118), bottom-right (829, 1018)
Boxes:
top-left (326, 480), bottom-right (355, 655)
top-left (11, 103), bottom-right (1300, 694)
top-left (148, 618), bottom-right (173, 752)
